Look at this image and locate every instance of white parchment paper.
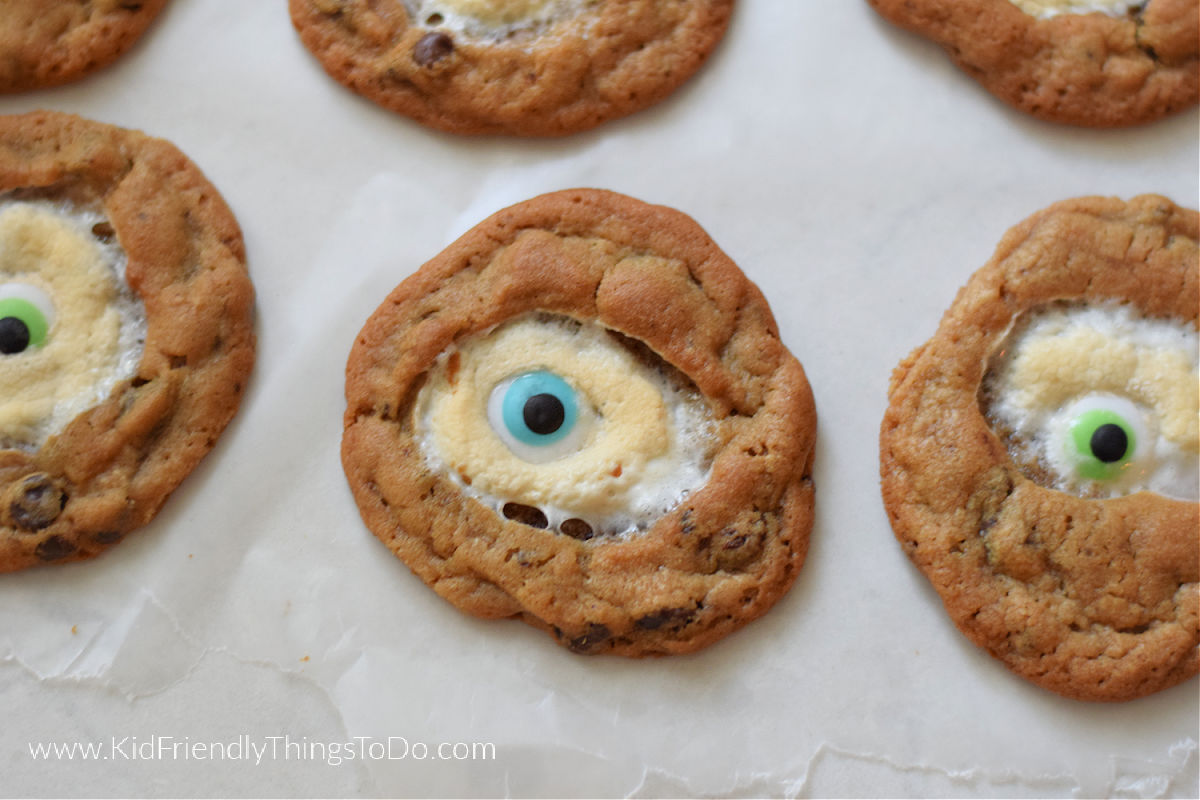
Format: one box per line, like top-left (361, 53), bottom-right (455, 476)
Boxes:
top-left (0, 1), bottom-right (1196, 797)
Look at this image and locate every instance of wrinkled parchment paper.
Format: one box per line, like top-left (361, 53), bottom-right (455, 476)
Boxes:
top-left (1, 1), bottom-right (1196, 796)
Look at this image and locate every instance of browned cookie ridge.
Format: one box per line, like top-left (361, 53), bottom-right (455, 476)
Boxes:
top-left (867, 0), bottom-right (1199, 126)
top-left (0, 111), bottom-right (255, 572)
top-left (342, 189), bottom-right (817, 655)
top-left (288, 0), bottom-right (734, 136)
top-left (880, 195), bottom-right (1199, 701)
top-left (0, 1), bottom-right (168, 93)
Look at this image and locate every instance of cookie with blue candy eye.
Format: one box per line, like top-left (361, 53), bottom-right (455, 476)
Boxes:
top-left (342, 189), bottom-right (817, 655)
top-left (880, 195), bottom-right (1198, 700)
top-left (0, 111), bottom-right (255, 572)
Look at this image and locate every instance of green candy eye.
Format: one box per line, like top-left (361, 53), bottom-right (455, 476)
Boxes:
top-left (1068, 406), bottom-right (1138, 481)
top-left (0, 283), bottom-right (55, 355)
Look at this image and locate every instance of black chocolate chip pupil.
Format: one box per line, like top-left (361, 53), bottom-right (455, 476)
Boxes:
top-left (0, 316), bottom-right (30, 354)
top-left (523, 393), bottom-right (565, 435)
top-left (1090, 423), bottom-right (1129, 463)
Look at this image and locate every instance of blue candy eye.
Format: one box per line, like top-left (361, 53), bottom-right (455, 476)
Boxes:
top-left (488, 370), bottom-right (590, 463)
top-left (501, 371), bottom-right (578, 445)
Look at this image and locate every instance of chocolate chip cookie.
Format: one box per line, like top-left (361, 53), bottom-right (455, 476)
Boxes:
top-left (0, 1), bottom-right (168, 93)
top-left (342, 189), bottom-right (816, 655)
top-left (0, 111), bottom-right (255, 572)
top-left (866, 0), bottom-right (1198, 126)
top-left (880, 195), bottom-right (1198, 700)
top-left (288, 0), bottom-right (734, 136)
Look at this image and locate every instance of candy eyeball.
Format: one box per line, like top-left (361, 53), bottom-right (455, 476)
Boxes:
top-left (0, 283), bottom-right (55, 354)
top-left (1062, 394), bottom-right (1146, 481)
top-left (489, 370), bottom-right (589, 463)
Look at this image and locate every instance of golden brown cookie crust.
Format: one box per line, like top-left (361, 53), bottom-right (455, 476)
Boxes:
top-left (288, 0), bottom-right (734, 136)
top-left (0, 1), bottom-right (168, 93)
top-left (867, 0), bottom-right (1199, 126)
top-left (342, 189), bottom-right (816, 655)
top-left (880, 195), bottom-right (1199, 701)
top-left (0, 111), bottom-right (255, 572)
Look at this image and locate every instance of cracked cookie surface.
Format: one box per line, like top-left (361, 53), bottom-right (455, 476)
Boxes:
top-left (288, 0), bottom-right (734, 136)
top-left (0, 0), bottom-right (167, 93)
top-left (866, 0), bottom-right (1199, 126)
top-left (342, 189), bottom-right (816, 655)
top-left (880, 195), bottom-right (1199, 700)
top-left (0, 111), bottom-right (255, 573)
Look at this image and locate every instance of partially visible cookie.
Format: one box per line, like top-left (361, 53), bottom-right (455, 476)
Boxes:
top-left (0, 1), bottom-right (168, 93)
top-left (342, 189), bottom-right (816, 655)
top-left (866, 0), bottom-right (1199, 126)
top-left (288, 0), bottom-right (734, 136)
top-left (880, 195), bottom-right (1198, 700)
top-left (0, 110), bottom-right (255, 572)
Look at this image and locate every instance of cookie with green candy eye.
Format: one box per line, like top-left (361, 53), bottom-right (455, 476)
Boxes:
top-left (880, 194), bottom-right (1198, 701)
top-left (342, 189), bottom-right (817, 656)
top-left (866, 0), bottom-right (1198, 126)
top-left (0, 110), bottom-right (255, 573)
top-left (0, 1), bottom-right (168, 93)
top-left (287, 0), bottom-right (734, 136)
